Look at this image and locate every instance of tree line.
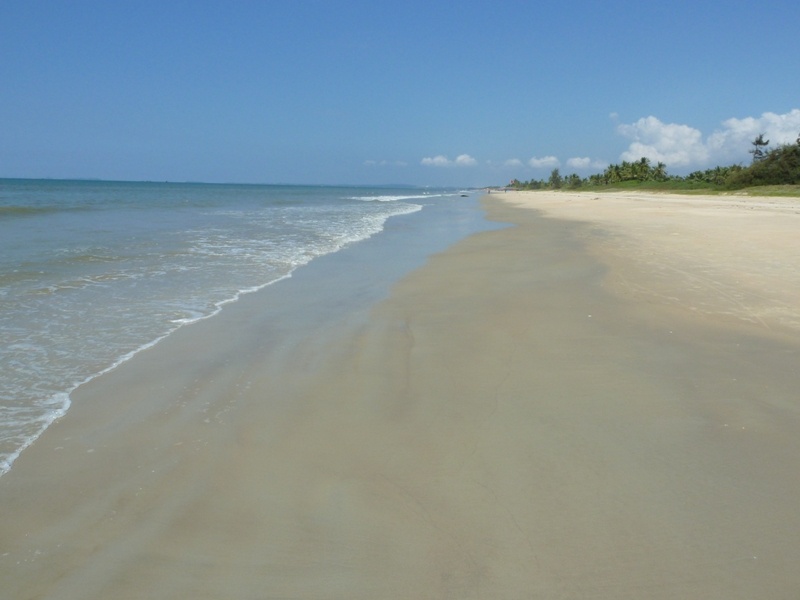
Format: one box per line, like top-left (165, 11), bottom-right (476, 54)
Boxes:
top-left (509, 134), bottom-right (800, 191)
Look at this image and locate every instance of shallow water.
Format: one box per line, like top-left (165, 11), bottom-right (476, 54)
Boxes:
top-left (0, 179), bottom-right (489, 475)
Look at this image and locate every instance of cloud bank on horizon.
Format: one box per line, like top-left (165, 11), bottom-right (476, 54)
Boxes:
top-left (617, 109), bottom-right (800, 168)
top-left (421, 154), bottom-right (478, 168)
top-left (414, 108), bottom-right (800, 176)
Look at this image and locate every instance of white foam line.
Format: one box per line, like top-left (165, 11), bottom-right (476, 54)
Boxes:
top-left (0, 202), bottom-right (424, 478)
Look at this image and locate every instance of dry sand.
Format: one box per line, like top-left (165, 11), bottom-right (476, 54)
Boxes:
top-left (2, 191), bottom-right (800, 599)
top-left (502, 190), bottom-right (800, 335)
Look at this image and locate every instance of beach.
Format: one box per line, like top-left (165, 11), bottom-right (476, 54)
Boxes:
top-left (2, 190), bottom-right (800, 598)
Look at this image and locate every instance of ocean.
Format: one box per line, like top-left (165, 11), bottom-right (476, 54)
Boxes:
top-left (0, 179), bottom-right (490, 476)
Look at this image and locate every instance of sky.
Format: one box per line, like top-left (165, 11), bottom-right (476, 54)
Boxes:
top-left (1, 1), bottom-right (799, 187)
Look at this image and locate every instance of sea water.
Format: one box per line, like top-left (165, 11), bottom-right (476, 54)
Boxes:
top-left (0, 179), bottom-right (483, 476)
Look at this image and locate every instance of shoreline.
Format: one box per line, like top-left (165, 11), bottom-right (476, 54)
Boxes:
top-left (0, 191), bottom-right (494, 479)
top-left (2, 192), bottom-right (800, 598)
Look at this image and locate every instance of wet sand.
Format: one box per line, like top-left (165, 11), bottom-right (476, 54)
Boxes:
top-left (2, 191), bottom-right (799, 599)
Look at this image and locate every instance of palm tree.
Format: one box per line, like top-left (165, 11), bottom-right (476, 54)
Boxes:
top-left (750, 133), bottom-right (770, 163)
top-left (635, 157), bottom-right (651, 180)
top-left (548, 168), bottom-right (563, 189)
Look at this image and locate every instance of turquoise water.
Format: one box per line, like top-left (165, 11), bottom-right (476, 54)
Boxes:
top-left (0, 179), bottom-right (481, 475)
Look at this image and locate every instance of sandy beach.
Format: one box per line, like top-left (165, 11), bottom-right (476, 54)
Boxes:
top-left (2, 190), bottom-right (800, 599)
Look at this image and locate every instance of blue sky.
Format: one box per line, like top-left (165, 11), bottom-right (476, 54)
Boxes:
top-left (2, 1), bottom-right (799, 187)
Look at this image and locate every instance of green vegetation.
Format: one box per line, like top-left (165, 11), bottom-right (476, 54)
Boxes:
top-left (728, 139), bottom-right (800, 187)
top-left (508, 134), bottom-right (800, 195)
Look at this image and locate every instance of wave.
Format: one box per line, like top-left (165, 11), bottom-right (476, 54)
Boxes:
top-left (0, 393), bottom-right (70, 476)
top-left (0, 266), bottom-right (302, 480)
top-left (0, 205), bottom-right (60, 217)
top-left (347, 192), bottom-right (453, 202)
top-left (0, 199), bottom-right (425, 478)
top-left (0, 205), bottom-right (95, 218)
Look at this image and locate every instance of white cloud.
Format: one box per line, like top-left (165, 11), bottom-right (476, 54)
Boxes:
top-left (617, 116), bottom-right (708, 166)
top-left (503, 158), bottom-right (524, 168)
top-left (566, 157), bottom-right (608, 170)
top-left (421, 154), bottom-right (477, 167)
top-left (617, 109), bottom-right (800, 169)
top-left (707, 109), bottom-right (800, 163)
top-left (421, 155), bottom-right (450, 167)
top-left (528, 155), bottom-right (560, 169)
top-left (364, 159), bottom-right (408, 167)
